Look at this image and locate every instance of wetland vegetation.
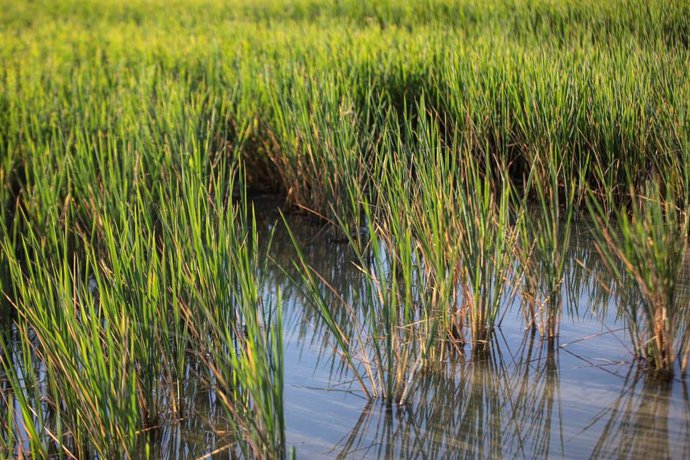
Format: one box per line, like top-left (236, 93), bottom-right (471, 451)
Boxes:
top-left (1, 0), bottom-right (690, 458)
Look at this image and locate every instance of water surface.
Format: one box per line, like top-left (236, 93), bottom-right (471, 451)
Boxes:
top-left (3, 198), bottom-right (690, 459)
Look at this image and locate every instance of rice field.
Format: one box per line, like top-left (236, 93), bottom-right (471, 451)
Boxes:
top-left (1, 0), bottom-right (689, 457)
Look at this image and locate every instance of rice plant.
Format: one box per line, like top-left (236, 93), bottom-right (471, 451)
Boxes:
top-left (160, 167), bottom-right (286, 457)
top-left (0, 160), bottom-right (286, 457)
top-left (267, 72), bottom-right (379, 224)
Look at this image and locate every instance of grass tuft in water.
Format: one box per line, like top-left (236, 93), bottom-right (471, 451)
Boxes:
top-left (588, 173), bottom-right (690, 377)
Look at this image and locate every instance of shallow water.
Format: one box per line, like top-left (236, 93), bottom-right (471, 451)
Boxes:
top-left (3, 198), bottom-right (690, 459)
top-left (262, 199), bottom-right (690, 459)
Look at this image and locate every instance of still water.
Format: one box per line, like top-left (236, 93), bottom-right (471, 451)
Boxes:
top-left (270, 199), bottom-right (690, 459)
top-left (5, 198), bottom-right (690, 458)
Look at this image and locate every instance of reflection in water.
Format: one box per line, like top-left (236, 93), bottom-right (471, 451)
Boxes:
top-left (333, 336), bottom-right (564, 458)
top-left (137, 358), bottom-right (228, 460)
top-left (330, 333), bottom-right (690, 459)
top-left (503, 334), bottom-right (562, 459)
top-left (3, 200), bottom-right (690, 457)
top-left (261, 202), bottom-right (690, 458)
top-left (587, 371), bottom-right (690, 459)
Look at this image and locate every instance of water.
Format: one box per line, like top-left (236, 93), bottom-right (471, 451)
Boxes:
top-left (261, 199), bottom-right (690, 459)
top-left (278, 290), bottom-right (688, 459)
top-left (3, 198), bottom-right (690, 458)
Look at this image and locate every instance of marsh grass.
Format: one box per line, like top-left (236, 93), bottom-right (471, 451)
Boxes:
top-left (588, 176), bottom-right (690, 376)
top-left (165, 170), bottom-right (285, 457)
top-left (281, 103), bottom-right (449, 405)
top-left (516, 150), bottom-right (582, 339)
top-left (2, 0), bottom-right (690, 455)
top-left (0, 324), bottom-right (49, 457)
top-left (268, 74), bottom-right (381, 223)
top-left (282, 101), bottom-right (523, 404)
top-left (0, 164), bottom-right (285, 458)
top-left (283, 197), bottom-right (435, 405)
top-left (372, 102), bottom-right (521, 354)
top-left (455, 149), bottom-right (519, 351)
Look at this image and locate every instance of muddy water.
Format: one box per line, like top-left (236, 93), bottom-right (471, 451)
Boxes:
top-left (5, 199), bottom-right (690, 458)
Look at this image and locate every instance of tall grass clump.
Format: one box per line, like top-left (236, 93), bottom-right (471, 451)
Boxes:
top-left (268, 72), bottom-right (380, 223)
top-left (455, 148), bottom-right (519, 352)
top-left (0, 160), bottom-right (285, 457)
top-left (588, 172), bottom-right (690, 376)
top-left (159, 166), bottom-right (285, 457)
top-left (1, 213), bottom-right (144, 457)
top-left (281, 99), bottom-right (523, 405)
top-left (373, 102), bottom-right (520, 355)
top-left (281, 104), bottom-right (452, 405)
top-left (516, 150), bottom-right (581, 339)
top-left (401, 107), bottom-right (465, 352)
top-left (283, 191), bottom-right (437, 405)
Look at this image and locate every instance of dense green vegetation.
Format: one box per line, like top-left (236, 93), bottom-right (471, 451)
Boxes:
top-left (1, 0), bottom-right (689, 457)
